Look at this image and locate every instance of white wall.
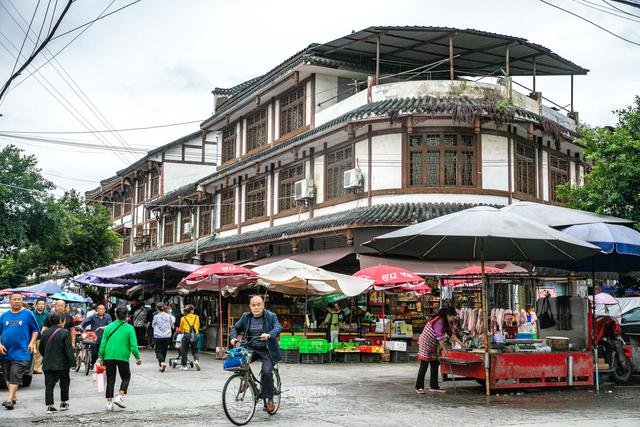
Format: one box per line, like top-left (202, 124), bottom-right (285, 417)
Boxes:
top-left (273, 171), bottom-right (280, 215)
top-left (267, 104), bottom-right (273, 144)
top-left (215, 192), bottom-right (221, 230)
top-left (305, 80), bottom-right (312, 126)
top-left (355, 139), bottom-right (369, 191)
top-left (273, 211), bottom-right (310, 226)
top-left (314, 153), bottom-right (324, 203)
top-left (164, 144), bottom-right (182, 161)
top-left (184, 146), bottom-right (202, 162)
top-left (371, 193), bottom-right (510, 206)
top-left (240, 184), bottom-right (246, 223)
top-left (542, 150), bottom-right (549, 201)
top-left (315, 74), bottom-right (338, 114)
top-left (371, 133), bottom-right (402, 190)
top-left (163, 163), bottom-right (214, 193)
top-left (242, 220), bottom-right (270, 233)
top-left (570, 160), bottom-right (577, 187)
top-left (274, 99), bottom-right (280, 140)
top-left (481, 134), bottom-right (509, 192)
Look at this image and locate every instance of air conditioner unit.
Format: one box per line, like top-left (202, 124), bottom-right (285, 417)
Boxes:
top-left (183, 222), bottom-right (193, 236)
top-left (343, 169), bottom-right (363, 189)
top-left (294, 179), bottom-right (314, 201)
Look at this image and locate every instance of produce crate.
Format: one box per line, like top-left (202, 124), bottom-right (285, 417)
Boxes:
top-left (280, 335), bottom-right (303, 350)
top-left (360, 353), bottom-right (381, 363)
top-left (335, 352), bottom-right (360, 363)
top-left (299, 339), bottom-right (329, 354)
top-left (300, 353), bottom-right (324, 364)
top-left (281, 349), bottom-right (300, 364)
top-left (390, 351), bottom-right (408, 363)
top-left (358, 345), bottom-right (384, 354)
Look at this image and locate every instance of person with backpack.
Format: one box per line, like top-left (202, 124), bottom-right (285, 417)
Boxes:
top-left (96, 305), bottom-right (142, 411)
top-left (178, 305), bottom-right (200, 371)
top-left (39, 312), bottom-right (75, 414)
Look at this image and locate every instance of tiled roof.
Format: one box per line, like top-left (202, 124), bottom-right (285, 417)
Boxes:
top-left (145, 182), bottom-right (198, 208)
top-left (212, 76), bottom-right (264, 96)
top-left (198, 202), bottom-right (484, 252)
top-left (198, 94), bottom-right (567, 187)
top-left (125, 240), bottom-right (197, 263)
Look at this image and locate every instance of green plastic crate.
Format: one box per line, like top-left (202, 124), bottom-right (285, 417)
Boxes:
top-left (299, 339), bottom-right (329, 354)
top-left (280, 335), bottom-right (303, 350)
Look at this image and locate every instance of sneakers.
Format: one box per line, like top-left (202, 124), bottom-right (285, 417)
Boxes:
top-left (106, 402), bottom-right (114, 411)
top-left (428, 387), bottom-right (446, 393)
top-left (60, 402), bottom-right (69, 411)
top-left (179, 365), bottom-right (189, 370)
top-left (194, 361), bottom-right (201, 371)
top-left (113, 395), bottom-right (126, 408)
top-left (47, 406), bottom-right (57, 414)
top-left (415, 388), bottom-right (425, 394)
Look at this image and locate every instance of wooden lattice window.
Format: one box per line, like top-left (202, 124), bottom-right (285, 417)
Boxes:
top-left (326, 145), bottom-right (353, 200)
top-left (113, 193), bottom-right (122, 218)
top-left (246, 109), bottom-right (267, 152)
top-left (220, 188), bottom-right (235, 226)
top-left (222, 125), bottom-right (236, 164)
top-left (136, 176), bottom-right (146, 203)
top-left (180, 208), bottom-right (192, 241)
top-left (163, 217), bottom-right (174, 246)
top-left (123, 185), bottom-right (133, 215)
top-left (198, 206), bottom-right (211, 237)
top-left (279, 163), bottom-right (304, 212)
top-left (245, 177), bottom-right (266, 220)
top-left (134, 225), bottom-right (144, 250)
top-left (279, 86), bottom-right (304, 137)
top-left (150, 169), bottom-right (160, 197)
top-left (148, 220), bottom-right (158, 248)
top-left (407, 133), bottom-right (475, 187)
top-left (122, 228), bottom-right (131, 257)
top-left (516, 142), bottom-right (536, 196)
top-left (550, 155), bottom-right (570, 202)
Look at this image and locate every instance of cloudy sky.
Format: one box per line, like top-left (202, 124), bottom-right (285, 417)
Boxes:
top-left (0, 0), bottom-right (638, 195)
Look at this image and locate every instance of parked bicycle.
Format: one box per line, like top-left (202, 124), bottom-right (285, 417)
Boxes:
top-left (222, 337), bottom-right (282, 426)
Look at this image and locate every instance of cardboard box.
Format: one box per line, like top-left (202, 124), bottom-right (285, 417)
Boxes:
top-left (385, 341), bottom-right (408, 352)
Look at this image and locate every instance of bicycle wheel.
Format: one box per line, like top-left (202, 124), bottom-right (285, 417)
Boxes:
top-left (269, 368), bottom-right (282, 416)
top-left (222, 373), bottom-right (257, 426)
top-left (84, 347), bottom-right (91, 376)
top-left (74, 347), bottom-right (82, 372)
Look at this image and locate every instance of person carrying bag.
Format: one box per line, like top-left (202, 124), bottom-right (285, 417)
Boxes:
top-left (39, 312), bottom-right (75, 414)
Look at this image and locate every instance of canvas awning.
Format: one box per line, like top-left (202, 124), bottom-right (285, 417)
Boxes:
top-left (358, 254), bottom-right (528, 276)
top-left (250, 247), bottom-right (354, 267)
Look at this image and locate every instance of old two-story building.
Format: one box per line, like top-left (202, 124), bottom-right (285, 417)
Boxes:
top-left (85, 130), bottom-right (217, 259)
top-left (92, 26), bottom-right (591, 273)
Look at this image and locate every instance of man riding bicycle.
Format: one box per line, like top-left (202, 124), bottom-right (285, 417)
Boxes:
top-left (80, 304), bottom-right (112, 369)
top-left (230, 295), bottom-right (282, 414)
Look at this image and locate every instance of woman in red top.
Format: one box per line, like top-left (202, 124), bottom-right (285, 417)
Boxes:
top-left (415, 306), bottom-right (463, 393)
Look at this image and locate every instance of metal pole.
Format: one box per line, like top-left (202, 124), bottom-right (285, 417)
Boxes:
top-left (218, 278), bottom-right (223, 351)
top-left (592, 262), bottom-right (600, 391)
top-left (304, 279), bottom-right (309, 336)
top-left (449, 34), bottom-right (454, 81)
top-left (505, 46), bottom-right (510, 77)
top-left (570, 75), bottom-right (574, 113)
top-left (375, 35), bottom-right (380, 85)
top-left (481, 240), bottom-right (491, 396)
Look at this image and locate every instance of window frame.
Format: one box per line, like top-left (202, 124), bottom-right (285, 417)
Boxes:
top-left (136, 176), bottom-right (146, 203)
top-left (549, 154), bottom-right (570, 202)
top-left (222, 125), bottom-right (237, 164)
top-left (278, 163), bottom-right (305, 212)
top-left (325, 145), bottom-right (354, 200)
top-left (246, 109), bottom-right (267, 153)
top-left (405, 131), bottom-right (476, 188)
top-left (198, 206), bottom-right (212, 237)
top-left (279, 85), bottom-right (305, 138)
top-left (180, 207), bottom-right (192, 242)
top-left (163, 217), bottom-right (174, 246)
top-left (220, 188), bottom-right (235, 227)
top-left (245, 177), bottom-right (267, 221)
top-left (148, 220), bottom-right (158, 248)
top-left (150, 168), bottom-right (160, 198)
top-left (121, 228), bottom-right (131, 257)
top-left (123, 185), bottom-right (133, 215)
top-left (515, 141), bottom-right (536, 196)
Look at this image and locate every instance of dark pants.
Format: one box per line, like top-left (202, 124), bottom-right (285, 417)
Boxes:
top-left (134, 326), bottom-right (146, 347)
top-left (415, 359), bottom-right (440, 390)
top-left (104, 360), bottom-right (131, 398)
top-left (155, 337), bottom-right (171, 365)
top-left (44, 370), bottom-right (70, 406)
top-left (251, 348), bottom-right (274, 401)
top-left (181, 335), bottom-right (199, 366)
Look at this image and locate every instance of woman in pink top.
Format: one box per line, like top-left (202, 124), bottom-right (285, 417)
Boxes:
top-left (415, 306), bottom-right (463, 393)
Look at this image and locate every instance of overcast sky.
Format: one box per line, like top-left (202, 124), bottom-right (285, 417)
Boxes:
top-left (0, 0), bottom-right (638, 195)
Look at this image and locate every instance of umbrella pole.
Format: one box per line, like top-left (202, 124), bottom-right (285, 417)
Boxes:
top-left (592, 263), bottom-right (599, 391)
top-left (481, 242), bottom-right (491, 397)
top-left (304, 279), bottom-right (308, 336)
top-left (219, 278), bottom-right (223, 353)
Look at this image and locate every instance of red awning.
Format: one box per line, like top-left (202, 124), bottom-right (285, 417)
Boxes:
top-left (358, 255), bottom-right (527, 276)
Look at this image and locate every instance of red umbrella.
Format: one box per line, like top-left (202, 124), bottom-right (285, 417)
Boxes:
top-left (354, 264), bottom-right (423, 287)
top-left (179, 263), bottom-right (257, 351)
top-left (444, 265), bottom-right (506, 286)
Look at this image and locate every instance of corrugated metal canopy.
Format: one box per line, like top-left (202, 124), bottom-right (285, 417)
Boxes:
top-left (309, 26), bottom-right (588, 76)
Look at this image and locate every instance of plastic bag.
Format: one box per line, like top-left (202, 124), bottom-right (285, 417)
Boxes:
top-left (92, 371), bottom-right (106, 393)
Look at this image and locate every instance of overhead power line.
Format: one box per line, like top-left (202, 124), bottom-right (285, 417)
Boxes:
top-left (50, 0), bottom-right (142, 41)
top-left (0, 119), bottom-right (206, 135)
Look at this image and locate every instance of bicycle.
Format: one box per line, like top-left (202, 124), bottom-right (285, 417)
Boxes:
top-left (222, 337), bottom-right (282, 426)
top-left (75, 328), bottom-right (99, 375)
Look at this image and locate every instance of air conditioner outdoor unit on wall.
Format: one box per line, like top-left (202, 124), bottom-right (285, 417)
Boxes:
top-left (183, 222), bottom-right (193, 236)
top-left (294, 179), bottom-right (314, 201)
top-left (343, 168), bottom-right (363, 189)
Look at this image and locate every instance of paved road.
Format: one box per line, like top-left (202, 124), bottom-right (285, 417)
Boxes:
top-left (2, 349), bottom-right (639, 426)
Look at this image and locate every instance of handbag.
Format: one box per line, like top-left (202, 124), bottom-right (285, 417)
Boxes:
top-left (537, 296), bottom-right (556, 329)
top-left (185, 317), bottom-right (198, 342)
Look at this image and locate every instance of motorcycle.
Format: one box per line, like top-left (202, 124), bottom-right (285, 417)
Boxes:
top-left (595, 316), bottom-right (633, 384)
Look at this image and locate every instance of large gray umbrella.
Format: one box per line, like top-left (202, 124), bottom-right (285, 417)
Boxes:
top-left (500, 201), bottom-right (633, 228)
top-left (363, 206), bottom-right (601, 396)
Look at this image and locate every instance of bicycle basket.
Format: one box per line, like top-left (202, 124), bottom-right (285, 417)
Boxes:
top-left (223, 347), bottom-right (249, 371)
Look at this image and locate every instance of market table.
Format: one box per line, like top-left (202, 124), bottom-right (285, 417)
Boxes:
top-left (440, 350), bottom-right (594, 390)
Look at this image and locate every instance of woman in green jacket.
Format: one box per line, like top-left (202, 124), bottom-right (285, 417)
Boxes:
top-left (97, 305), bottom-right (142, 411)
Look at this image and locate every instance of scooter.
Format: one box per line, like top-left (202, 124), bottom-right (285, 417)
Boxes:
top-left (595, 316), bottom-right (633, 384)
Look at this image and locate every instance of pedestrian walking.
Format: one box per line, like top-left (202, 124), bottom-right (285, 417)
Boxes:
top-left (39, 312), bottom-right (75, 414)
top-left (0, 293), bottom-right (39, 410)
top-left (97, 305), bottom-right (142, 411)
top-left (42, 300), bottom-right (77, 348)
top-left (132, 302), bottom-right (147, 347)
top-left (179, 305), bottom-right (200, 371)
top-left (415, 306), bottom-right (464, 394)
top-left (32, 299), bottom-right (49, 375)
top-left (151, 303), bottom-right (174, 372)
top-left (80, 304), bottom-right (112, 369)
top-left (145, 303), bottom-right (156, 349)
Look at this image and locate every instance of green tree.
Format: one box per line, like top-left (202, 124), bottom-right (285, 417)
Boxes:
top-left (557, 96), bottom-right (640, 228)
